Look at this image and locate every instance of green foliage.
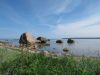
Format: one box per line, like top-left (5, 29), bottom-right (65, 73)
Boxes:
top-left (0, 48), bottom-right (100, 75)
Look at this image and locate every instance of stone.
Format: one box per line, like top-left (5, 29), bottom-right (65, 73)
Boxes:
top-left (19, 32), bottom-right (35, 47)
top-left (36, 37), bottom-right (47, 43)
top-left (56, 40), bottom-right (63, 43)
top-left (63, 48), bottom-right (69, 52)
top-left (67, 38), bottom-right (74, 44)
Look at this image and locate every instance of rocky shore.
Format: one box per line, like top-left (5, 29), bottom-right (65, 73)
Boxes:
top-left (0, 32), bottom-right (71, 57)
top-left (0, 40), bottom-right (58, 57)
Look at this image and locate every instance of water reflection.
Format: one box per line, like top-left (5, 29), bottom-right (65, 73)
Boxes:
top-left (37, 43), bottom-right (50, 49)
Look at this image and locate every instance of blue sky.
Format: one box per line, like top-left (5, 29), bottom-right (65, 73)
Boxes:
top-left (0, 0), bottom-right (100, 38)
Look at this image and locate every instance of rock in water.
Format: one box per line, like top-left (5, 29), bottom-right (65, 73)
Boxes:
top-left (67, 38), bottom-right (74, 44)
top-left (36, 37), bottom-right (47, 43)
top-left (19, 32), bottom-right (35, 47)
top-left (56, 40), bottom-right (63, 43)
top-left (63, 48), bottom-right (69, 52)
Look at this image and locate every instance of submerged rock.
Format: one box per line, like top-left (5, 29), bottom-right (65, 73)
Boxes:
top-left (45, 43), bottom-right (50, 46)
top-left (67, 38), bottom-right (74, 44)
top-left (56, 40), bottom-right (63, 43)
top-left (63, 48), bottom-right (69, 52)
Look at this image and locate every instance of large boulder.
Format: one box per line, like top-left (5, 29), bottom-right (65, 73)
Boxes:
top-left (19, 32), bottom-right (35, 47)
top-left (36, 37), bottom-right (47, 43)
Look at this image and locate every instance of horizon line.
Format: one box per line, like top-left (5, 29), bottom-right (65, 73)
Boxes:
top-left (62, 37), bottom-right (100, 39)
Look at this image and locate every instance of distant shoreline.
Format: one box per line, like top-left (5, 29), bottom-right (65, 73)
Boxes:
top-left (62, 37), bottom-right (100, 39)
top-left (0, 37), bottom-right (100, 40)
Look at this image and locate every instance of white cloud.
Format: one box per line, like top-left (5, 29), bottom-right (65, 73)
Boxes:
top-left (54, 0), bottom-right (72, 14)
top-left (51, 0), bottom-right (100, 38)
top-left (54, 0), bottom-right (81, 15)
top-left (53, 14), bottom-right (100, 38)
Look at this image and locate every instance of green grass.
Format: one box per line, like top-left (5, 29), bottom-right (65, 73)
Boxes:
top-left (0, 48), bottom-right (100, 75)
top-left (0, 48), bottom-right (20, 62)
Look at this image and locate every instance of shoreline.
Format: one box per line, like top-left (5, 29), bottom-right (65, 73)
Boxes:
top-left (0, 40), bottom-right (100, 58)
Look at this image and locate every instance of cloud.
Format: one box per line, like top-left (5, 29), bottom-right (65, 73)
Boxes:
top-left (51, 0), bottom-right (100, 38)
top-left (54, 0), bottom-right (81, 15)
top-left (53, 14), bottom-right (100, 38)
top-left (34, 0), bottom-right (82, 29)
top-left (33, 0), bottom-right (81, 22)
top-left (54, 0), bottom-right (72, 14)
top-left (1, 0), bottom-right (100, 38)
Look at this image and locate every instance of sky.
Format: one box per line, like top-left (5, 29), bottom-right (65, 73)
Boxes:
top-left (0, 0), bottom-right (100, 39)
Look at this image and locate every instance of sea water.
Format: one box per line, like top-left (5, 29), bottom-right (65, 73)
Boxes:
top-left (1, 39), bottom-right (100, 57)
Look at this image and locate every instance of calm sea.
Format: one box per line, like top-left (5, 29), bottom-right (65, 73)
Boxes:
top-left (1, 39), bottom-right (100, 57)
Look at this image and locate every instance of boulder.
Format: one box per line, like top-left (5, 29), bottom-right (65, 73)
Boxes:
top-left (19, 32), bottom-right (35, 47)
top-left (36, 37), bottom-right (47, 43)
top-left (67, 38), bottom-right (74, 44)
top-left (56, 40), bottom-right (63, 43)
